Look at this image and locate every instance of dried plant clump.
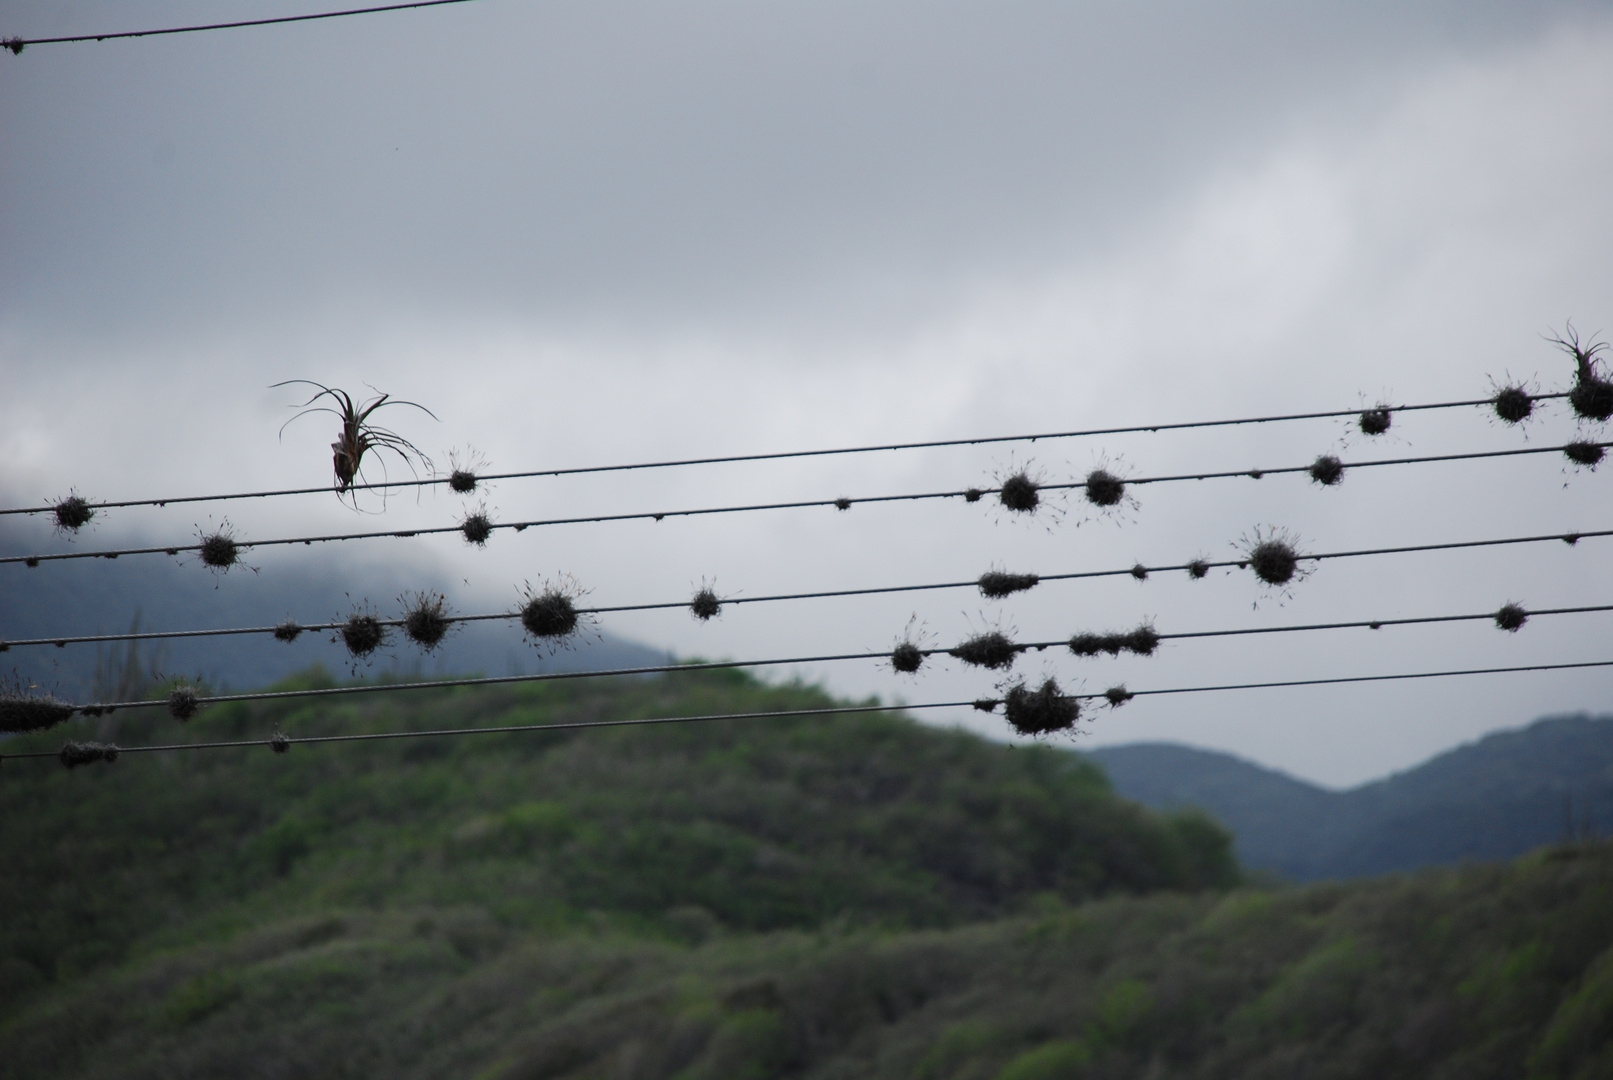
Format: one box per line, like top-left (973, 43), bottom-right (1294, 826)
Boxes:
top-left (1309, 455), bottom-right (1345, 487)
top-left (518, 578), bottom-right (589, 644)
top-left (342, 612), bottom-right (387, 657)
top-left (1243, 528), bottom-right (1305, 587)
top-left (978, 571), bottom-right (1040, 599)
top-left (1104, 685), bottom-right (1135, 708)
top-left (460, 508), bottom-right (494, 546)
top-left (1068, 623), bottom-right (1159, 658)
top-left (273, 620), bottom-right (303, 643)
top-left (1564, 441), bottom-right (1605, 468)
top-left (167, 685), bottom-right (201, 721)
top-left (1359, 407), bottom-right (1392, 436)
top-left (890, 641), bottom-right (925, 674)
top-left (1187, 559), bottom-right (1210, 580)
top-left (270, 731), bottom-right (292, 754)
top-left (998, 472), bottom-right (1041, 513)
top-left (1553, 327), bottom-right (1613, 422)
top-left (0, 679), bottom-right (76, 734)
top-left (274, 380), bottom-right (437, 499)
top-left (198, 526), bottom-right (241, 570)
top-left (948, 631), bottom-right (1021, 670)
top-left (1003, 678), bottom-right (1080, 736)
top-left (1084, 469), bottom-right (1126, 508)
top-left (690, 585), bottom-right (722, 622)
top-left (59, 742), bottom-right (119, 769)
top-left (1493, 385), bottom-right (1535, 425)
top-left (53, 494), bottom-right (95, 534)
top-left (1494, 603), bottom-right (1528, 632)
top-left (402, 591), bottom-right (453, 650)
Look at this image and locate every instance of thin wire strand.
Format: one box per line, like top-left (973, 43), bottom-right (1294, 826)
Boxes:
top-left (7, 439), bottom-right (1606, 567)
top-left (37, 599), bottom-right (1613, 714)
top-left (2, 0), bottom-right (482, 49)
top-left (0, 391), bottom-right (1570, 518)
top-left (5, 551), bottom-right (1610, 653)
top-left (9, 657), bottom-right (1613, 763)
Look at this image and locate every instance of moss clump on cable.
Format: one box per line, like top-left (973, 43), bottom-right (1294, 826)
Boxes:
top-left (690, 585), bottom-right (722, 622)
top-left (0, 680), bottom-right (77, 734)
top-left (1084, 469), bottom-right (1125, 508)
top-left (1068, 623), bottom-right (1158, 658)
top-left (1495, 603), bottom-right (1528, 632)
top-left (1309, 455), bottom-right (1345, 486)
top-left (270, 731), bottom-right (291, 754)
top-left (167, 685), bottom-right (201, 721)
top-left (52, 494), bottom-right (95, 534)
top-left (1104, 685), bottom-right (1135, 708)
top-left (1564, 441), bottom-right (1605, 468)
top-left (402, 591), bottom-right (453, 650)
top-left (58, 742), bottom-right (119, 769)
top-left (1187, 559), bottom-right (1210, 580)
top-left (1003, 678), bottom-right (1080, 736)
top-left (1554, 327), bottom-right (1613, 422)
top-left (890, 641), bottom-right (924, 674)
top-left (1243, 528), bottom-right (1305, 587)
top-left (449, 470), bottom-right (478, 494)
top-left (273, 620), bottom-right (302, 643)
top-left (460, 507), bottom-right (493, 547)
top-left (948, 631), bottom-right (1020, 670)
top-left (978, 571), bottom-right (1039, 599)
top-left (998, 472), bottom-right (1040, 513)
top-left (198, 525), bottom-right (241, 571)
top-left (518, 577), bottom-right (590, 646)
top-left (1359, 407), bottom-right (1392, 436)
top-left (342, 611), bottom-right (387, 658)
top-left (1493, 385), bottom-right (1534, 425)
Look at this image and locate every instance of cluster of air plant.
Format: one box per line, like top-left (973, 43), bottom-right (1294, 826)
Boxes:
top-left (1003, 677), bottom-right (1080, 736)
top-left (0, 674), bottom-right (76, 734)
top-left (517, 575), bottom-right (596, 653)
top-left (888, 616), bottom-right (932, 676)
top-left (197, 521), bottom-right (243, 573)
top-left (52, 493), bottom-right (95, 535)
top-left (977, 569), bottom-right (1039, 599)
top-left (1068, 624), bottom-right (1159, 658)
top-left (689, 581), bottom-right (722, 622)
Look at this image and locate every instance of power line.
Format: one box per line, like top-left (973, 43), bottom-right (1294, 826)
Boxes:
top-left (0, 390), bottom-right (1569, 518)
top-left (7, 439), bottom-right (1606, 568)
top-left (1, 0), bottom-right (482, 53)
top-left (18, 598), bottom-right (1611, 718)
top-left (10, 657), bottom-right (1613, 764)
top-left (5, 548), bottom-right (1610, 654)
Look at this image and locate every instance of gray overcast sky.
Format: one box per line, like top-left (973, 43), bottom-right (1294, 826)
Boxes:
top-left (4, 0), bottom-right (1613, 786)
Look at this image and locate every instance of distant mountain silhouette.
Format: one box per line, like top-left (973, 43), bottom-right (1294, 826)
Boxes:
top-left (1088, 715), bottom-right (1613, 880)
top-left (0, 519), bottom-right (668, 701)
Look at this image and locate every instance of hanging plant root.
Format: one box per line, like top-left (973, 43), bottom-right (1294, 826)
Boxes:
top-left (1309, 455), bottom-right (1345, 486)
top-left (948, 632), bottom-right (1021, 670)
top-left (1004, 678), bottom-right (1080, 736)
top-left (53, 495), bottom-right (95, 534)
top-left (1494, 603), bottom-right (1528, 632)
top-left (59, 742), bottom-right (119, 769)
top-left (1084, 469), bottom-right (1126, 508)
top-left (402, 592), bottom-right (453, 650)
top-left (978, 571), bottom-right (1040, 599)
top-left (167, 685), bottom-right (201, 721)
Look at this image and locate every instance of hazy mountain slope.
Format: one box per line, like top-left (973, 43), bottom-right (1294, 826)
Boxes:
top-left (0, 668), bottom-right (1235, 1017)
top-left (1090, 714), bottom-right (1613, 880)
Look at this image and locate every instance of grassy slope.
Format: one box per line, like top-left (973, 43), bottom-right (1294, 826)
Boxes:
top-left (3, 846), bottom-right (1612, 1079)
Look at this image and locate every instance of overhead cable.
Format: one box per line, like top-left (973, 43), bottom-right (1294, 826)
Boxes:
top-left (0, 390), bottom-right (1570, 518)
top-left (6, 439), bottom-right (1607, 568)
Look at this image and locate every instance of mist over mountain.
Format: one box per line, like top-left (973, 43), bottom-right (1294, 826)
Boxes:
top-left (1089, 714), bottom-right (1613, 880)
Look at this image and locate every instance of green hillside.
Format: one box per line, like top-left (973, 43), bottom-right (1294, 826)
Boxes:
top-left (4, 670), bottom-right (1611, 1079)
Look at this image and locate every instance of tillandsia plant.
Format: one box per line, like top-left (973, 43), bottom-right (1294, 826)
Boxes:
top-left (274, 381), bottom-right (437, 503)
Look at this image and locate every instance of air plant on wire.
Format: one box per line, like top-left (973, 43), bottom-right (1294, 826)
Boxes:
top-left (274, 381), bottom-right (438, 508)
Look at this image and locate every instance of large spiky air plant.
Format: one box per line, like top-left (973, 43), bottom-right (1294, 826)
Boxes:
top-left (274, 382), bottom-right (437, 503)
